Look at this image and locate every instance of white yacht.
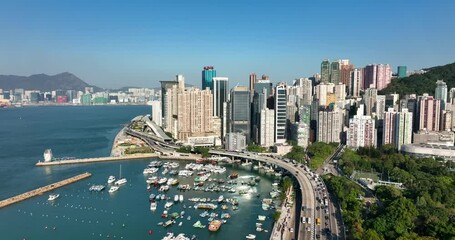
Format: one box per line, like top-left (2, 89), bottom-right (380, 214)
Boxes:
top-left (48, 194), bottom-right (59, 201)
top-left (150, 202), bottom-right (157, 211)
top-left (109, 186), bottom-right (119, 193)
top-left (174, 195), bottom-right (179, 202)
top-left (179, 195), bottom-right (184, 202)
top-left (246, 234), bottom-right (256, 239)
top-left (115, 178), bottom-right (127, 185)
top-left (107, 175), bottom-right (116, 184)
top-left (143, 167), bottom-right (159, 174)
top-left (164, 201), bottom-right (174, 209)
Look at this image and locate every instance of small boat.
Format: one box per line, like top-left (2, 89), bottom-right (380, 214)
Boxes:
top-left (179, 195), bottom-right (184, 202)
top-left (149, 194), bottom-right (156, 201)
top-left (180, 211), bottom-right (185, 217)
top-left (208, 220), bottom-right (222, 232)
top-left (48, 194), bottom-right (59, 201)
top-left (256, 227), bottom-right (263, 232)
top-left (108, 186), bottom-right (119, 193)
top-left (257, 215), bottom-right (266, 221)
top-left (163, 220), bottom-right (175, 227)
top-left (107, 175), bottom-right (116, 184)
top-left (174, 195), bottom-right (179, 202)
top-left (143, 167), bottom-right (159, 174)
top-left (187, 216), bottom-right (191, 220)
top-left (217, 195), bottom-right (224, 203)
top-left (164, 202), bottom-right (174, 209)
top-left (199, 211), bottom-right (209, 217)
top-left (246, 234), bottom-right (256, 239)
top-left (193, 220), bottom-right (206, 228)
top-left (115, 178), bottom-right (127, 185)
top-left (221, 213), bottom-right (231, 219)
top-left (178, 222), bottom-right (183, 226)
top-left (229, 172), bottom-right (239, 179)
top-left (150, 202), bottom-right (157, 211)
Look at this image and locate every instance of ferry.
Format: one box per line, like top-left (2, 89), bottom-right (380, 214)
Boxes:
top-left (208, 220), bottom-right (222, 232)
top-left (195, 203), bottom-right (218, 210)
top-left (107, 175), bottom-right (116, 184)
top-left (48, 194), bottom-right (59, 201)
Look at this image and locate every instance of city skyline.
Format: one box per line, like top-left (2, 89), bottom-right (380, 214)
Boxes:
top-left (1, 0), bottom-right (454, 88)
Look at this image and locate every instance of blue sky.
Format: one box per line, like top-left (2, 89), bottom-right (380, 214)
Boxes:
top-left (0, 0), bottom-right (454, 89)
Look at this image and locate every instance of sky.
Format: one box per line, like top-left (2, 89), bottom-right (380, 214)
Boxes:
top-left (0, 0), bottom-right (454, 89)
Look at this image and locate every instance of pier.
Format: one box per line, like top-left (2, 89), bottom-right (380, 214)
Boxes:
top-left (36, 153), bottom-right (199, 167)
top-left (0, 172), bottom-right (92, 208)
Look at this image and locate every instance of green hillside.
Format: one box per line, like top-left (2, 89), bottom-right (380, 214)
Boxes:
top-left (381, 62), bottom-right (455, 96)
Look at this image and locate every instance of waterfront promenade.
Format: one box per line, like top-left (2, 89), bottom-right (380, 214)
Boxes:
top-left (270, 186), bottom-right (295, 240)
top-left (0, 172), bottom-right (91, 208)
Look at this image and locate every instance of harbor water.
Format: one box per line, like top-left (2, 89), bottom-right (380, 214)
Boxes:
top-left (0, 106), bottom-right (277, 239)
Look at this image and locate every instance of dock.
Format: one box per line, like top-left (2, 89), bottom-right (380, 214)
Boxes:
top-left (0, 172), bottom-right (92, 208)
top-left (36, 153), bottom-right (199, 167)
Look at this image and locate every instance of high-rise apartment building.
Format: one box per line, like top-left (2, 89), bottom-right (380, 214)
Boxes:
top-left (418, 94), bottom-right (441, 131)
top-left (150, 100), bottom-right (162, 127)
top-left (363, 88), bottom-right (378, 117)
top-left (321, 60), bottom-right (330, 83)
top-left (275, 82), bottom-right (287, 144)
top-left (350, 68), bottom-right (363, 97)
top-left (202, 66), bottom-right (216, 90)
top-left (160, 78), bottom-right (180, 129)
top-left (259, 108), bottom-right (275, 147)
top-left (230, 86), bottom-right (251, 142)
top-left (375, 95), bottom-right (386, 119)
top-left (317, 107), bottom-right (344, 144)
top-left (384, 108), bottom-right (413, 150)
top-left (340, 63), bottom-right (354, 85)
top-left (347, 105), bottom-right (376, 149)
top-left (363, 64), bottom-right (392, 90)
top-left (383, 108), bottom-right (396, 146)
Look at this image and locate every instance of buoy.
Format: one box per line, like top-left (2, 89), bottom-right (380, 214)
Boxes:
top-left (149, 229), bottom-right (152, 235)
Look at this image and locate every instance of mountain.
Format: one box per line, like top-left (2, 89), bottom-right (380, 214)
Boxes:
top-left (381, 62), bottom-right (455, 96)
top-left (0, 72), bottom-right (99, 92)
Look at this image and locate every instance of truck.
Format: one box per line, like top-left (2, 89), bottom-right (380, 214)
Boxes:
top-left (316, 218), bottom-right (321, 225)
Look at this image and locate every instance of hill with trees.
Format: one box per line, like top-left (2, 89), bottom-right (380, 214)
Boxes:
top-left (324, 145), bottom-right (455, 239)
top-left (381, 62), bottom-right (455, 96)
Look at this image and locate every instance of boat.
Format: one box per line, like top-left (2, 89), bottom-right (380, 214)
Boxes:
top-left (174, 195), bottom-right (179, 202)
top-left (195, 203), bottom-right (218, 210)
top-left (48, 194), bottom-right (59, 201)
top-left (107, 175), bottom-right (116, 184)
top-left (158, 178), bottom-right (168, 185)
top-left (199, 211), bottom-right (209, 217)
top-left (162, 168), bottom-right (169, 175)
top-left (143, 167), bottom-right (159, 174)
top-left (193, 220), bottom-right (206, 228)
top-left (161, 210), bottom-right (168, 218)
top-left (257, 215), bottom-right (266, 221)
top-left (163, 220), bottom-right (175, 227)
top-left (256, 227), bottom-right (263, 232)
top-left (89, 185), bottom-right (105, 192)
top-left (108, 186), bottom-right (119, 193)
top-left (149, 194), bottom-right (156, 201)
top-left (164, 201), bottom-right (174, 208)
top-left (187, 216), bottom-right (191, 220)
top-left (221, 213), bottom-right (231, 219)
top-left (208, 220), bottom-right (222, 232)
top-left (159, 185), bottom-right (170, 192)
top-left (178, 222), bottom-right (183, 226)
top-left (179, 195), bottom-right (184, 202)
top-left (170, 212), bottom-right (180, 219)
top-left (217, 195), bottom-right (224, 203)
top-left (115, 165), bottom-right (127, 185)
top-left (180, 210), bottom-right (185, 217)
top-left (44, 149), bottom-right (53, 162)
top-left (229, 172), bottom-right (239, 179)
top-left (150, 202), bottom-right (157, 211)
top-left (246, 234), bottom-right (256, 239)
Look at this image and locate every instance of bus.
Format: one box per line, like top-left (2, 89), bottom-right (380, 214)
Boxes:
top-left (316, 218), bottom-right (321, 225)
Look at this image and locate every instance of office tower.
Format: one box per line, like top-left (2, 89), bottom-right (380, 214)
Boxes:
top-left (376, 64), bottom-right (392, 90)
top-left (259, 108), bottom-right (275, 147)
top-left (363, 88), bottom-right (378, 116)
top-left (321, 60), bottom-right (330, 83)
top-left (383, 108), bottom-right (397, 146)
top-left (274, 82), bottom-right (287, 144)
top-left (317, 107), bottom-right (344, 144)
top-left (397, 66), bottom-right (407, 78)
top-left (230, 86), bottom-right (251, 142)
top-left (395, 108), bottom-right (413, 150)
top-left (435, 80), bottom-right (448, 109)
top-left (150, 100), bottom-right (162, 127)
top-left (350, 68), bottom-right (363, 97)
top-left (202, 66), bottom-right (216, 90)
top-left (340, 63), bottom-right (354, 85)
top-left (330, 61), bottom-right (341, 84)
top-left (363, 64), bottom-right (377, 90)
top-left (375, 95), bottom-right (386, 119)
top-left (418, 94), bottom-right (441, 131)
top-left (249, 73), bottom-right (257, 101)
top-left (347, 105), bottom-right (376, 149)
top-left (160, 77), bottom-right (180, 129)
top-left (251, 80), bottom-right (273, 143)
top-left (212, 77), bottom-right (229, 118)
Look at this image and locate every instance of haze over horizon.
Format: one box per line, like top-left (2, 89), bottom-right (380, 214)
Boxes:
top-left (1, 0), bottom-right (454, 89)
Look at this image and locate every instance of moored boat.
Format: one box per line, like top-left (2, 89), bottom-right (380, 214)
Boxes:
top-left (48, 194), bottom-right (59, 201)
top-left (107, 175), bottom-right (116, 184)
top-left (208, 220), bottom-right (222, 232)
top-left (246, 234), bottom-right (256, 239)
top-left (193, 220), bottom-right (206, 228)
top-left (150, 202), bottom-right (157, 211)
top-left (108, 186), bottom-right (119, 193)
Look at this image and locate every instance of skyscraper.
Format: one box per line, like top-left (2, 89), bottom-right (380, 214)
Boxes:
top-left (160, 77), bottom-right (180, 129)
top-left (435, 80), bottom-right (448, 109)
top-left (330, 61), bottom-right (340, 84)
top-left (150, 100), bottom-right (162, 127)
top-left (230, 86), bottom-right (251, 142)
top-left (350, 68), bottom-right (363, 97)
top-left (395, 108), bottom-right (413, 150)
top-left (397, 66), bottom-right (407, 78)
top-left (275, 82), bottom-right (287, 144)
top-left (321, 60), bottom-right (330, 83)
top-left (340, 63), bottom-right (354, 85)
top-left (259, 108), bottom-right (275, 147)
top-left (212, 77), bottom-right (229, 118)
top-left (202, 66), bottom-right (216, 90)
top-left (376, 64), bottom-right (392, 90)
top-left (347, 105), bottom-right (376, 149)
top-left (249, 73), bottom-right (257, 101)
top-left (363, 64), bottom-right (377, 90)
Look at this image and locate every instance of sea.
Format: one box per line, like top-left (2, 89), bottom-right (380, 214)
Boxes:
top-left (0, 106), bottom-right (277, 240)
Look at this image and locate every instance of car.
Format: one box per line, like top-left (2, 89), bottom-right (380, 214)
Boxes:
top-left (325, 216), bottom-right (329, 220)
top-left (290, 228), bottom-right (294, 233)
top-left (316, 234), bottom-right (321, 239)
top-left (306, 227), bottom-right (311, 232)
